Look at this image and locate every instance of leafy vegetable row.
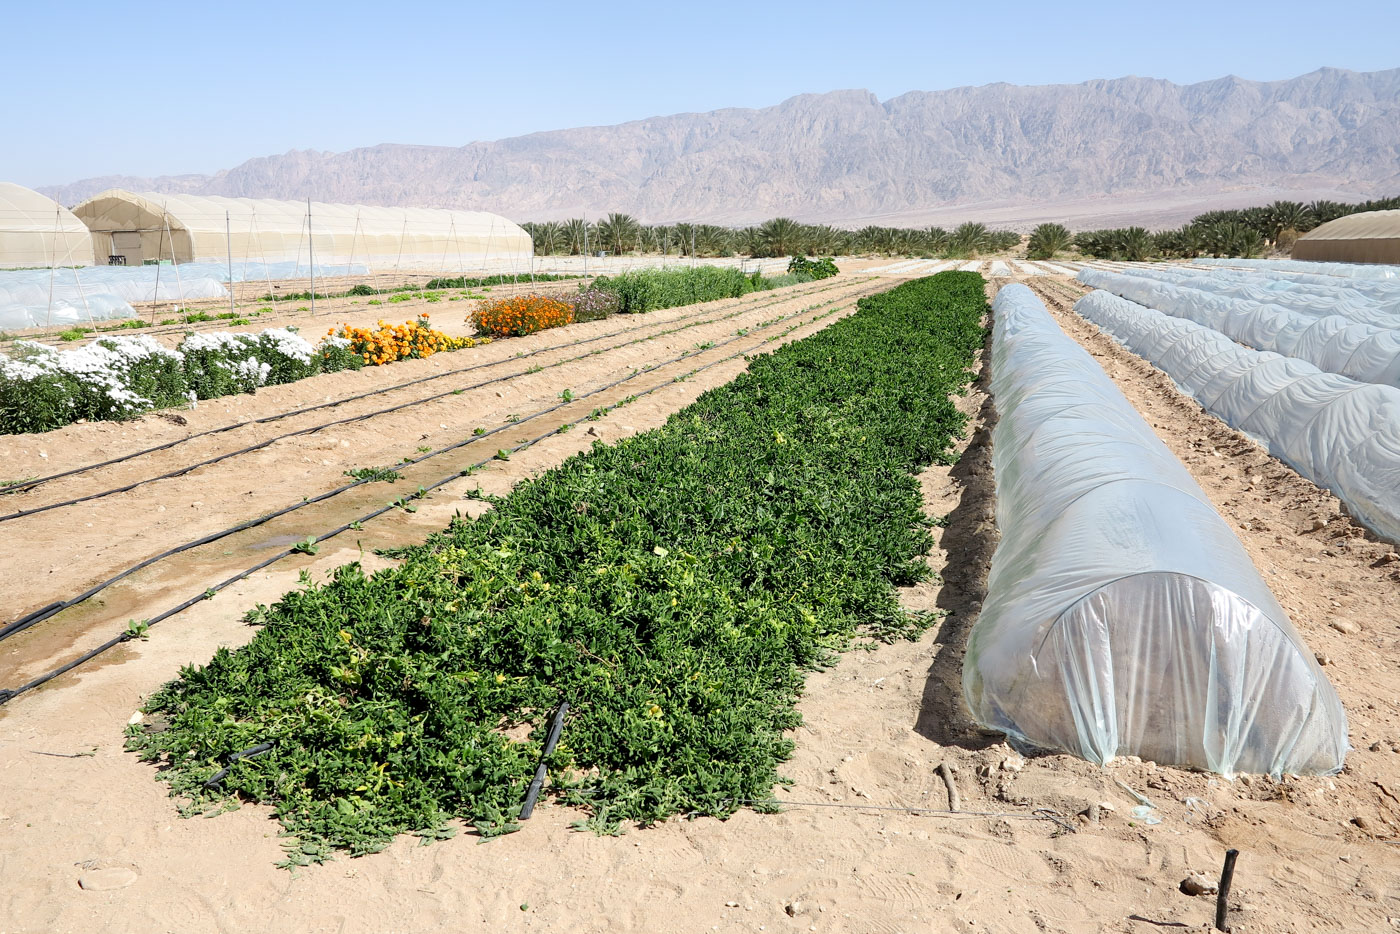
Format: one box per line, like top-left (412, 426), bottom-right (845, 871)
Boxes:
top-left (129, 271), bottom-right (987, 863)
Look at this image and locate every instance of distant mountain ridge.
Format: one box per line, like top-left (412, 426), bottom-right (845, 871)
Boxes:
top-left (39, 67), bottom-right (1400, 230)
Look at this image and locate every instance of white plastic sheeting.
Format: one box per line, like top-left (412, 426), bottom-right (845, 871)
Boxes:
top-left (1078, 268), bottom-right (1400, 388)
top-left (0, 260), bottom-right (373, 330)
top-left (1194, 257), bottom-right (1400, 280)
top-left (1087, 263), bottom-right (1400, 321)
top-left (0, 183), bottom-right (94, 268)
top-left (966, 284), bottom-right (1348, 777)
top-left (72, 190), bottom-right (533, 270)
top-left (988, 260), bottom-right (1013, 277)
top-left (1076, 288), bottom-right (1400, 544)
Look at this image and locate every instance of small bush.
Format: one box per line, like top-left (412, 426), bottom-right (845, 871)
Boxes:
top-left (570, 288), bottom-right (620, 323)
top-left (332, 314), bottom-right (476, 365)
top-left (786, 256), bottom-right (839, 280)
top-left (471, 294), bottom-right (574, 338)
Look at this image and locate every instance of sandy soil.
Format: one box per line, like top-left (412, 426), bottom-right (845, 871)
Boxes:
top-left (0, 275), bottom-right (881, 690)
top-left (1, 274), bottom-right (1397, 933)
top-left (9, 276), bottom-right (583, 348)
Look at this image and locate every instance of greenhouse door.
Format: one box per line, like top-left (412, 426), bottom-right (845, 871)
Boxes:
top-left (110, 231), bottom-right (143, 266)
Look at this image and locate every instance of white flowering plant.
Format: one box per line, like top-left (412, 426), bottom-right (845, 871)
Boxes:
top-left (2, 326), bottom-right (366, 434)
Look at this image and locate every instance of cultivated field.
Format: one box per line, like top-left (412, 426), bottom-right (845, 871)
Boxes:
top-left (1, 261), bottom-right (1397, 934)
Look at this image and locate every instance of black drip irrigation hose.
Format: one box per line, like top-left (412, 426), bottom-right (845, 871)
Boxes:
top-left (0, 295), bottom-right (865, 704)
top-left (0, 279), bottom-right (859, 513)
top-left (519, 702), bottom-right (569, 820)
top-left (0, 290), bottom-right (871, 643)
top-left (202, 742), bottom-right (274, 789)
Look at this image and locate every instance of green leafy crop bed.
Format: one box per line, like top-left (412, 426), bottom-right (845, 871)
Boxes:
top-left (128, 272), bottom-right (987, 860)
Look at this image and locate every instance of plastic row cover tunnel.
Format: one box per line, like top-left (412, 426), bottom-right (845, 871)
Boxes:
top-left (964, 284), bottom-right (1347, 777)
top-left (1078, 268), bottom-right (1400, 388)
top-left (1085, 263), bottom-right (1400, 323)
top-left (1194, 257), bottom-right (1400, 281)
top-left (1076, 289), bottom-right (1400, 544)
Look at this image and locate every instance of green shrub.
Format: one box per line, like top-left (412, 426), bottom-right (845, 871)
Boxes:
top-left (589, 266), bottom-right (758, 314)
top-left (786, 256), bottom-right (838, 280)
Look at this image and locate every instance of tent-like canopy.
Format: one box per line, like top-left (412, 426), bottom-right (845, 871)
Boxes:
top-left (1292, 210), bottom-right (1400, 265)
top-left (71, 190), bottom-right (533, 271)
top-left (0, 183), bottom-right (95, 268)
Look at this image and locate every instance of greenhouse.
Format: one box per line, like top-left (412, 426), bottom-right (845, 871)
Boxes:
top-left (71, 190), bottom-right (533, 272)
top-left (0, 183), bottom-right (94, 268)
top-left (1291, 210), bottom-right (1400, 265)
top-left (966, 284), bottom-right (1347, 777)
top-left (1076, 288), bottom-right (1400, 545)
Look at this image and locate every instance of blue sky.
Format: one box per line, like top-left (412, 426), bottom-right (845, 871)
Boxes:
top-left (5, 0), bottom-right (1397, 187)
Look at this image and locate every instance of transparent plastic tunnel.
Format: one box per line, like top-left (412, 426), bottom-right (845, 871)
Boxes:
top-left (963, 284), bottom-right (1348, 777)
top-left (1076, 288), bottom-right (1400, 545)
top-left (1078, 268), bottom-right (1400, 387)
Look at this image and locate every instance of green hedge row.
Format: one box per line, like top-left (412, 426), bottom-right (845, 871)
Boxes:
top-left (129, 271), bottom-right (988, 859)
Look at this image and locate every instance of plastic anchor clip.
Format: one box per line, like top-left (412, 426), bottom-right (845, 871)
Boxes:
top-left (204, 742), bottom-right (274, 789)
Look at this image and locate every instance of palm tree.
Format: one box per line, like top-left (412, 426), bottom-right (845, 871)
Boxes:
top-left (673, 223), bottom-right (697, 257)
top-left (1115, 227), bottom-right (1154, 261)
top-left (1264, 201), bottom-right (1314, 241)
top-left (532, 221), bottom-right (563, 255)
top-left (949, 222), bottom-right (990, 257)
top-left (735, 226), bottom-right (763, 256)
top-left (1026, 223), bottom-right (1072, 260)
top-left (597, 213), bottom-right (640, 255)
top-left (924, 227), bottom-right (950, 254)
top-left (562, 218), bottom-right (592, 255)
top-left (758, 217), bottom-right (803, 257)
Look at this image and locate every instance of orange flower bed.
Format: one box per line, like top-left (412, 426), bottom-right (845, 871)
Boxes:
top-left (328, 314), bottom-right (481, 367)
top-left (471, 294), bottom-right (574, 338)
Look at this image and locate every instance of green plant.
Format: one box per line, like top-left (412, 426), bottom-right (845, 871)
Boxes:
top-left (1026, 223), bottom-right (1073, 260)
top-left (291, 536), bottom-right (319, 555)
top-left (58, 327), bottom-right (92, 342)
top-left (785, 256), bottom-right (838, 280)
top-left (345, 467), bottom-right (401, 483)
top-left (127, 272), bottom-right (986, 859)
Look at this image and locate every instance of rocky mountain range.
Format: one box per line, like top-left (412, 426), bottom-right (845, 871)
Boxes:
top-left (39, 67), bottom-right (1400, 230)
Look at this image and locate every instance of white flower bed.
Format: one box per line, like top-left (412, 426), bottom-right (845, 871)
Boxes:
top-left (1, 326), bottom-right (360, 434)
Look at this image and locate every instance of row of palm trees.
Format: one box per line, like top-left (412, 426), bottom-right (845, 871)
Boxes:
top-left (519, 215), bottom-right (1022, 259)
top-left (1071, 196), bottom-right (1400, 261)
top-left (521, 195), bottom-right (1399, 263)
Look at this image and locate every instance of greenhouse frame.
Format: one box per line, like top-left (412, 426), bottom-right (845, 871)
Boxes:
top-left (0, 183), bottom-right (94, 268)
top-left (70, 190), bottom-right (533, 271)
top-left (1291, 210), bottom-right (1400, 265)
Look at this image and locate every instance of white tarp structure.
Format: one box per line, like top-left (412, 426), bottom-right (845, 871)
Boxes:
top-left (1087, 262), bottom-right (1400, 321)
top-left (1076, 288), bottom-right (1400, 544)
top-left (965, 284), bottom-right (1348, 777)
top-left (0, 183), bottom-right (94, 268)
top-left (0, 265), bottom-right (229, 330)
top-left (1078, 268), bottom-right (1400, 388)
top-left (71, 190), bottom-right (533, 272)
top-left (1195, 257), bottom-right (1400, 281)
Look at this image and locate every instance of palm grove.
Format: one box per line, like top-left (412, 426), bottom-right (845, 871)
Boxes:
top-left (522, 196), bottom-right (1399, 262)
